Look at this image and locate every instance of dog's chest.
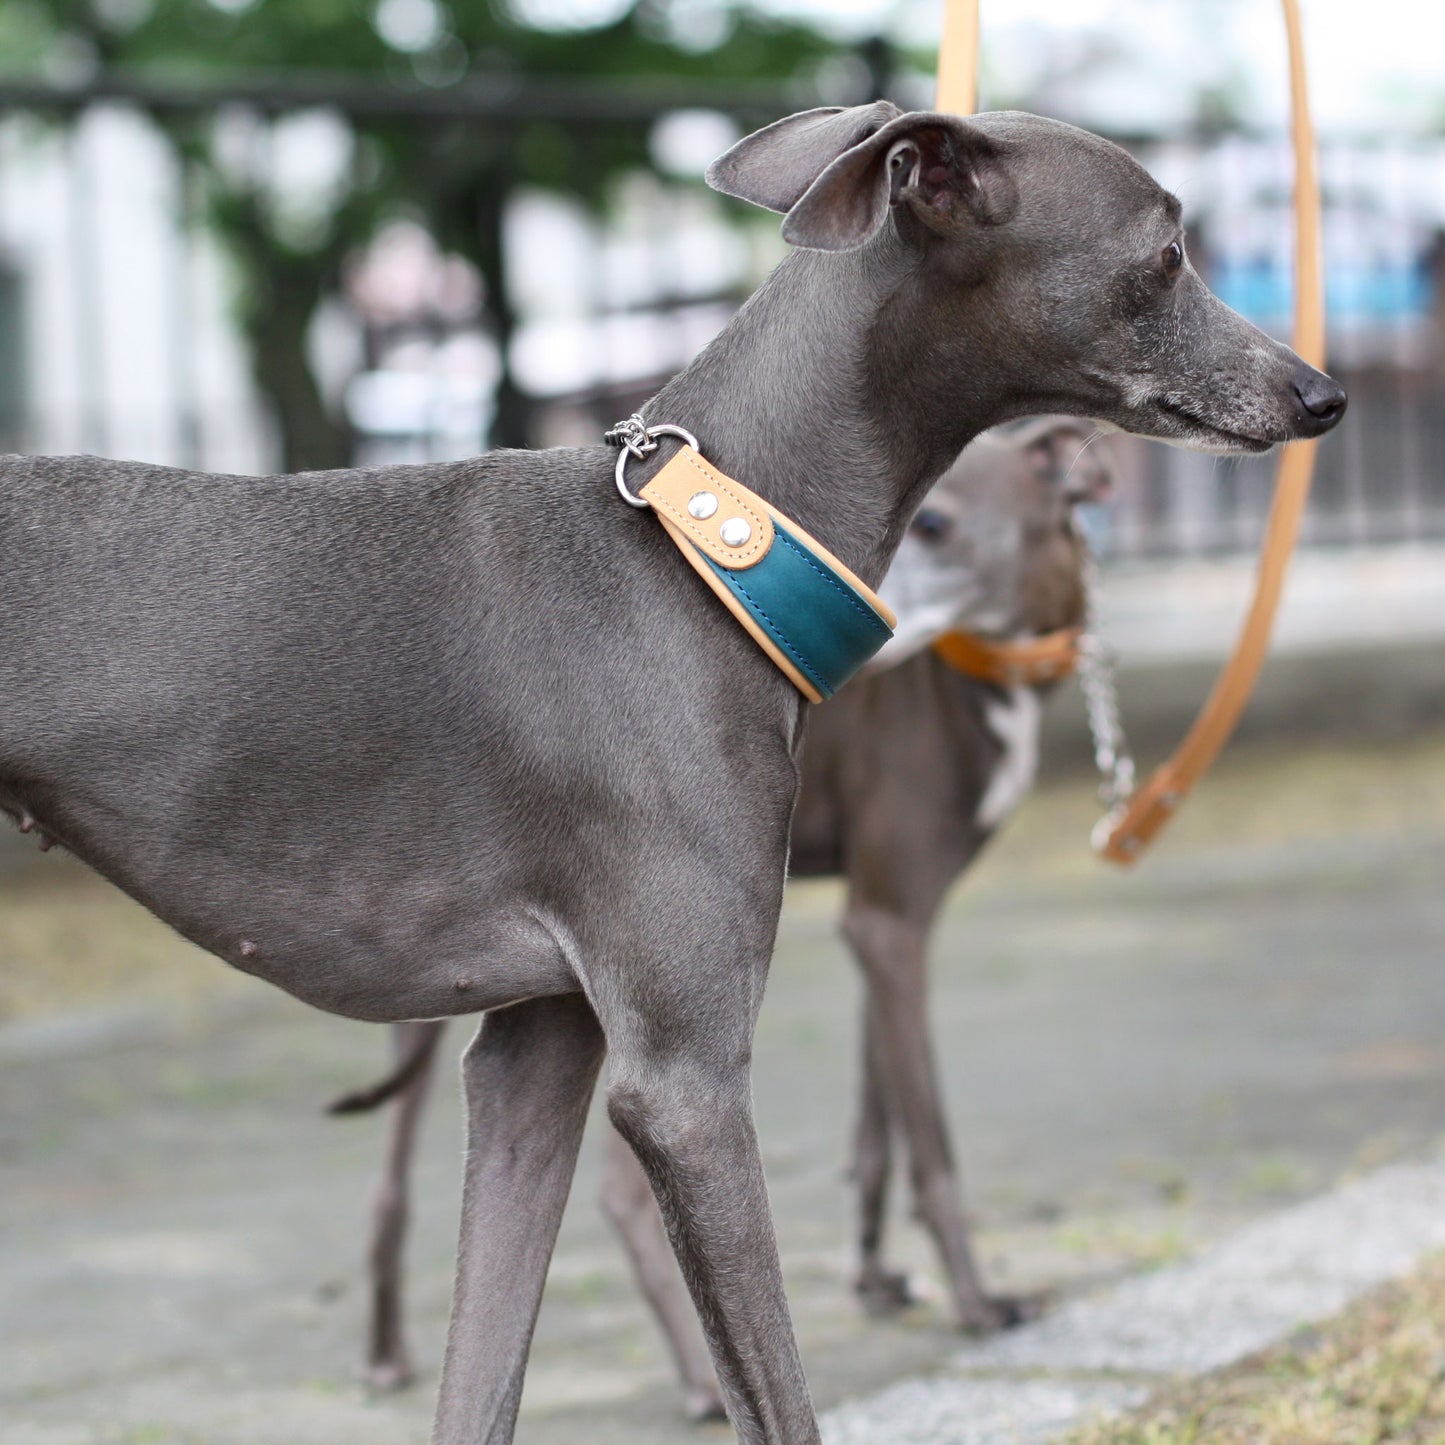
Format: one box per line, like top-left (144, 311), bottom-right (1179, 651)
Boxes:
top-left (976, 685), bottom-right (1042, 830)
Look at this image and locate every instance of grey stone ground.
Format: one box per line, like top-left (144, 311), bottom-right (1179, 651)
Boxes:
top-left (822, 1160), bottom-right (1445, 1444)
top-left (3, 727), bottom-right (1445, 1444)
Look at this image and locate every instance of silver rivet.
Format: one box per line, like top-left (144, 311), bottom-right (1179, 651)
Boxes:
top-left (687, 491), bottom-right (718, 520)
top-left (719, 517), bottom-right (752, 548)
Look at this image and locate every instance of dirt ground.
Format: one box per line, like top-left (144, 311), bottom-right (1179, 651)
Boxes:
top-left (4, 730), bottom-right (1445, 1445)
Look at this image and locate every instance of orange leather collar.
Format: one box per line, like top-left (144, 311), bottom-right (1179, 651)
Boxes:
top-left (931, 627), bottom-right (1082, 687)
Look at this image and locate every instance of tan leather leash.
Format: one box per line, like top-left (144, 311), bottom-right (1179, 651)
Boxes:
top-left (935, 0), bottom-right (1326, 866)
top-left (1095, 0), bottom-right (1324, 863)
top-left (932, 628), bottom-right (1081, 688)
top-left (935, 0), bottom-right (980, 115)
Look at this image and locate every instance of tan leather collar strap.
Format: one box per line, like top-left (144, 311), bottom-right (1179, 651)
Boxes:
top-left (1093, 0), bottom-right (1324, 865)
top-left (640, 446), bottom-right (896, 702)
top-left (932, 627), bottom-right (1081, 687)
top-left (606, 424), bottom-right (897, 702)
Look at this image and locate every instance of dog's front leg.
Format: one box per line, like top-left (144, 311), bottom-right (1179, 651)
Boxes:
top-left (432, 994), bottom-right (605, 1444)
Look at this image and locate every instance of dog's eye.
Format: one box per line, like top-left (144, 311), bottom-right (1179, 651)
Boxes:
top-left (1162, 240), bottom-right (1184, 278)
top-left (909, 509), bottom-right (951, 542)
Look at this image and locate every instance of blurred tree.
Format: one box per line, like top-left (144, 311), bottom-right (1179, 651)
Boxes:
top-left (0, 0), bottom-right (846, 463)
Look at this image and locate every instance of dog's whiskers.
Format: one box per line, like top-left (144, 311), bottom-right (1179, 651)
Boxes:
top-left (1065, 429), bottom-right (1106, 481)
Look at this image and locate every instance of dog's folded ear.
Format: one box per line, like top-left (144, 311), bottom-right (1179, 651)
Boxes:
top-left (785, 112), bottom-right (1018, 251)
top-left (708, 106), bottom-right (1017, 252)
top-left (706, 102), bottom-right (903, 215)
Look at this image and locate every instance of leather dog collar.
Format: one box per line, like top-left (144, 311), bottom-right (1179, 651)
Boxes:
top-left (607, 417), bottom-right (896, 702)
top-left (931, 627), bottom-right (1082, 687)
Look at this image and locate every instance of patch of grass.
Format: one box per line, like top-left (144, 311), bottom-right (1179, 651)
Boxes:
top-left (1052, 1218), bottom-right (1192, 1270)
top-left (548, 1268), bottom-right (615, 1307)
top-left (1116, 1157), bottom-right (1192, 1206)
top-left (1232, 1154), bottom-right (1312, 1202)
top-left (116, 1428), bottom-right (207, 1445)
top-left (0, 853), bottom-right (260, 1022)
top-left (1065, 1251), bottom-right (1445, 1445)
top-left (972, 729), bottom-right (1445, 888)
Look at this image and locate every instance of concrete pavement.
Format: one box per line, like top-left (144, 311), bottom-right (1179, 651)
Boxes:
top-left (3, 730), bottom-right (1444, 1443)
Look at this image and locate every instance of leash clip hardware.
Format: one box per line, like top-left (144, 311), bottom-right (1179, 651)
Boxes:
top-left (604, 414), bottom-right (700, 509)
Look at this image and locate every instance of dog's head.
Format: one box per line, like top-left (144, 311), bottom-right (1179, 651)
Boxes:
top-left (708, 105), bottom-right (1345, 455)
top-left (871, 417), bottom-right (1111, 668)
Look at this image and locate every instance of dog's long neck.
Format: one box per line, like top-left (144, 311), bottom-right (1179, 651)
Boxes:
top-left (643, 237), bottom-right (1004, 584)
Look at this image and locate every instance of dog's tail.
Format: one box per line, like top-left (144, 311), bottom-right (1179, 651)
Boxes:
top-left (326, 1020), bottom-right (447, 1115)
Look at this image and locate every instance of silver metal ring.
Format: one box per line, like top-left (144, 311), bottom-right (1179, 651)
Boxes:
top-left (612, 423), bottom-right (700, 509)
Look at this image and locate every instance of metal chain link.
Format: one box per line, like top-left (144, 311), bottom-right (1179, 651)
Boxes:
top-left (1074, 526), bottom-right (1136, 814)
top-left (603, 412), bottom-right (656, 461)
top-left (604, 414), bottom-right (700, 509)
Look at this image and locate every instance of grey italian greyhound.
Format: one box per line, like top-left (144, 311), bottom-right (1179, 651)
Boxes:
top-left (336, 418), bottom-right (1112, 1417)
top-left (1, 102), bottom-right (1344, 1444)
top-left (797, 417), bottom-right (1110, 1338)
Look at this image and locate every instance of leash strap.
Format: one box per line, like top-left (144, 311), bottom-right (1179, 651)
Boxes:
top-left (937, 0), bottom-right (1326, 864)
top-left (936, 0), bottom-right (979, 114)
top-left (931, 628), bottom-right (1081, 687)
top-left (1093, 0), bottom-right (1324, 863)
top-left (616, 433), bottom-right (896, 702)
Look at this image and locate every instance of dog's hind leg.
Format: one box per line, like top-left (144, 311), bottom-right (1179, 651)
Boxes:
top-left (599, 1126), bottom-right (726, 1422)
top-left (362, 1019), bottom-right (447, 1391)
top-left (605, 978), bottom-right (819, 1445)
top-left (431, 994), bottom-right (605, 1445)
top-left (607, 1062), bottom-right (817, 1444)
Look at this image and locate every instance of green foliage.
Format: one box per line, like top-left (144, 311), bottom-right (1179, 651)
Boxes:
top-left (0, 0), bottom-right (841, 158)
top-left (0, 0), bottom-right (849, 460)
top-left (0, 1), bottom-right (58, 70)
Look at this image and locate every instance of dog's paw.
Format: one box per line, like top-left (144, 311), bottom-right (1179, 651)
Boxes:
top-left (358, 1357), bottom-right (417, 1393)
top-left (684, 1385), bottom-right (729, 1424)
top-left (854, 1264), bottom-right (918, 1317)
top-left (956, 1289), bottom-right (1048, 1334)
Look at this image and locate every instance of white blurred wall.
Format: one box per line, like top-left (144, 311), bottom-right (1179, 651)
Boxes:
top-left (0, 105), bottom-right (275, 473)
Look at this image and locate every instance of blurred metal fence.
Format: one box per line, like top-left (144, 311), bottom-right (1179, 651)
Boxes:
top-left (0, 75), bottom-right (1441, 561)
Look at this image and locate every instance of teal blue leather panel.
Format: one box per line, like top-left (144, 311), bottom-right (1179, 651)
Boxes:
top-left (698, 519), bottom-right (893, 699)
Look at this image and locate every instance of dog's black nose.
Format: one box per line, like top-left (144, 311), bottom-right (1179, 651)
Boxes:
top-left (1293, 371), bottom-right (1347, 435)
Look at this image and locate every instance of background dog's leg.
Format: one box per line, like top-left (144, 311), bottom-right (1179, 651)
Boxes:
top-left (364, 1018), bottom-right (446, 1391)
top-left (599, 1126), bottom-right (727, 1422)
top-left (851, 1012), bottom-right (913, 1315)
top-left (845, 902), bottom-right (1021, 1332)
top-left (432, 994), bottom-right (604, 1445)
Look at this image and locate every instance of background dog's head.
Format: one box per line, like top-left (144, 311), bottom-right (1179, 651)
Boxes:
top-left (872, 418), bottom-right (1112, 668)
